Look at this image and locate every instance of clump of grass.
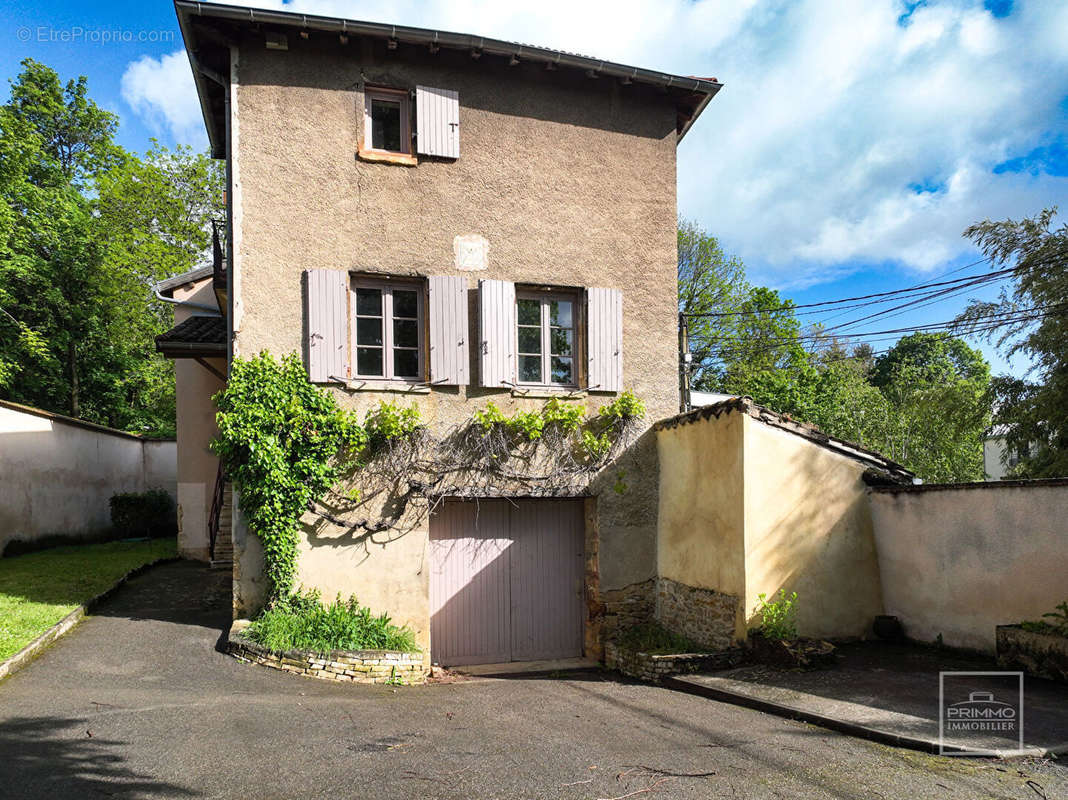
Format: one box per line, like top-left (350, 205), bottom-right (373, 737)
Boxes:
top-left (616, 622), bottom-right (705, 655)
top-left (244, 590), bottom-right (419, 653)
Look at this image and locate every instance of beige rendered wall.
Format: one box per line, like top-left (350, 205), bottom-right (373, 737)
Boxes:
top-left (870, 483), bottom-right (1068, 653)
top-left (171, 279), bottom-right (226, 561)
top-left (228, 38), bottom-right (680, 646)
top-left (0, 402), bottom-right (176, 553)
top-left (657, 410), bottom-right (746, 638)
top-left (742, 417), bottom-right (884, 641)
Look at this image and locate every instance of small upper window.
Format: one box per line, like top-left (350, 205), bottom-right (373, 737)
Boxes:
top-left (516, 291), bottom-right (578, 387)
top-left (363, 87), bottom-right (411, 156)
top-left (353, 279), bottom-right (424, 381)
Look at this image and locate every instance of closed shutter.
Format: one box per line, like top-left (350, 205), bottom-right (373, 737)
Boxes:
top-left (415, 86), bottom-right (460, 159)
top-left (429, 275), bottom-right (469, 385)
top-left (478, 279), bottom-right (516, 388)
top-left (304, 269), bottom-right (349, 383)
top-left (586, 287), bottom-right (623, 392)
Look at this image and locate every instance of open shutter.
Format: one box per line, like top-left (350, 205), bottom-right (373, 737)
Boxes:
top-left (586, 287), bottom-right (623, 392)
top-left (415, 86), bottom-right (460, 159)
top-left (304, 269), bottom-right (348, 383)
top-left (478, 279), bottom-right (516, 388)
top-left (429, 275), bottom-right (469, 385)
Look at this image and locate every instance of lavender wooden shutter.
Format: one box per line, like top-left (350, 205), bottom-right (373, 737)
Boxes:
top-left (415, 86), bottom-right (460, 159)
top-left (586, 287), bottom-right (623, 392)
top-left (478, 279), bottom-right (516, 388)
top-left (429, 275), bottom-right (469, 385)
top-left (304, 269), bottom-right (348, 383)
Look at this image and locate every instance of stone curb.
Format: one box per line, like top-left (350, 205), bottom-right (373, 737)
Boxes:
top-left (663, 676), bottom-right (1061, 759)
top-left (0, 555), bottom-right (181, 683)
top-left (225, 620), bottom-right (428, 685)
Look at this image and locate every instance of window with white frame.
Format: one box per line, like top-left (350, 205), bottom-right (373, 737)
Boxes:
top-left (353, 280), bottom-right (424, 380)
top-left (516, 291), bottom-right (578, 387)
top-left (363, 87), bottom-right (411, 156)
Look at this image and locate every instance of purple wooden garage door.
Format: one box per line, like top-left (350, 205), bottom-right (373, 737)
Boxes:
top-left (429, 499), bottom-right (584, 666)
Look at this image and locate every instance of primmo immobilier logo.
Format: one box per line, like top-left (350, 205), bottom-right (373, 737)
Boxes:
top-left (939, 672), bottom-right (1024, 755)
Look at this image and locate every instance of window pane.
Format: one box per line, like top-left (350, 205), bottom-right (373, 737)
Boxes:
top-left (550, 328), bottom-right (572, 356)
top-left (370, 99), bottom-right (402, 152)
top-left (393, 318), bottom-right (419, 348)
top-left (517, 298), bottom-right (540, 325)
top-left (518, 326), bottom-right (541, 354)
top-left (549, 300), bottom-right (572, 328)
top-left (519, 355), bottom-right (542, 383)
top-left (394, 348), bottom-right (419, 378)
top-left (356, 288), bottom-right (382, 316)
top-left (393, 289), bottom-right (418, 319)
top-left (550, 356), bottom-right (573, 385)
top-left (356, 317), bottom-right (383, 346)
top-left (357, 347), bottom-right (383, 376)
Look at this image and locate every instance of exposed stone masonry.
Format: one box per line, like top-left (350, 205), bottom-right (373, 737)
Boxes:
top-left (228, 628), bottom-right (427, 684)
top-left (604, 640), bottom-right (744, 683)
top-left (656, 577), bottom-right (738, 651)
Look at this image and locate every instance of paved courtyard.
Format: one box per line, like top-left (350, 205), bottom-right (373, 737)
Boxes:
top-left (0, 561), bottom-right (1063, 799)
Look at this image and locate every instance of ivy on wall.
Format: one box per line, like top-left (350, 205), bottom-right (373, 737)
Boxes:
top-left (213, 351), bottom-right (646, 604)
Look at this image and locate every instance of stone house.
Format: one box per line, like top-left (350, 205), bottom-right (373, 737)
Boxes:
top-left (157, 1), bottom-right (722, 666)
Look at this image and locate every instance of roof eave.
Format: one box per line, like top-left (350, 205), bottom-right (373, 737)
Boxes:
top-left (173, 0), bottom-right (722, 144)
top-left (175, 3), bottom-right (225, 159)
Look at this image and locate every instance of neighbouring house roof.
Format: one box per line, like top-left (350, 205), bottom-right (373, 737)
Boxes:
top-left (154, 265), bottom-right (214, 298)
top-left (655, 396), bottom-right (916, 485)
top-left (155, 315), bottom-right (227, 356)
top-left (175, 0), bottom-right (724, 158)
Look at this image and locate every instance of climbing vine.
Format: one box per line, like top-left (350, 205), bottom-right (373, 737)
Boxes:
top-left (212, 353), bottom-right (364, 602)
top-left (214, 351), bottom-right (646, 604)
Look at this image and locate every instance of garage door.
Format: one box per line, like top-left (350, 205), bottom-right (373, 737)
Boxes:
top-left (429, 499), bottom-right (584, 666)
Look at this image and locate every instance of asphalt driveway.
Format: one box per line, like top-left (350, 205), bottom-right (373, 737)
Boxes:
top-left (0, 561), bottom-right (1064, 799)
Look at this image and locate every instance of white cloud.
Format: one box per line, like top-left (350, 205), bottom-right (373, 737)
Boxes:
top-left (131, 0), bottom-right (1068, 286)
top-left (121, 50), bottom-right (207, 149)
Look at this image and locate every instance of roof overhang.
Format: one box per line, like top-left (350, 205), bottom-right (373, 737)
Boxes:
top-left (175, 0), bottom-right (723, 157)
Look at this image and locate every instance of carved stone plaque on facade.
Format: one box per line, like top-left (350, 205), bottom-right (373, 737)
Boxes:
top-left (453, 234), bottom-right (489, 271)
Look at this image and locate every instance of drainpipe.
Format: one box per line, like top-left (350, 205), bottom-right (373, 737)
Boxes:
top-left (153, 287), bottom-right (222, 316)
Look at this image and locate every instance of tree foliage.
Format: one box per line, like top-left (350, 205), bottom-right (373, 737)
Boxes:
top-left (679, 220), bottom-right (992, 482)
top-left (954, 208), bottom-right (1068, 477)
top-left (0, 59), bottom-right (223, 435)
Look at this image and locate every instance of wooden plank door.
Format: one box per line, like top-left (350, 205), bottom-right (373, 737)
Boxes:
top-left (509, 499), bottom-right (585, 662)
top-left (429, 501), bottom-right (511, 666)
top-left (429, 499), bottom-right (584, 666)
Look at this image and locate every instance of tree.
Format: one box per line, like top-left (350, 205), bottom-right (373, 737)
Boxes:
top-left (677, 218), bottom-right (749, 389)
top-left (954, 208), bottom-right (1068, 477)
top-left (0, 59), bottom-right (224, 435)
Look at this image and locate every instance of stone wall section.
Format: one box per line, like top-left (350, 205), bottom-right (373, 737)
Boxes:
top-left (656, 577), bottom-right (739, 651)
top-left (228, 631), bottom-right (427, 685)
top-left (604, 640), bottom-right (744, 683)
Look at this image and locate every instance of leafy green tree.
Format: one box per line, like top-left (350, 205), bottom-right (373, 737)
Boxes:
top-left (0, 59), bottom-right (223, 435)
top-left (678, 218), bottom-right (749, 389)
top-left (954, 208), bottom-right (1068, 477)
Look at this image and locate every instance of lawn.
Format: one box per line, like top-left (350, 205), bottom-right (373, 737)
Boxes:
top-left (0, 538), bottom-right (175, 661)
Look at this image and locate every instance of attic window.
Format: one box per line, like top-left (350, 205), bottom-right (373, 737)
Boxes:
top-left (361, 87), bottom-right (412, 162)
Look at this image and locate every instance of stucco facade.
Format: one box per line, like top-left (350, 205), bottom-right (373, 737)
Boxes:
top-left (170, 278), bottom-right (227, 561)
top-left (656, 401), bottom-right (888, 645)
top-left (0, 401), bottom-right (176, 553)
top-left (870, 481), bottom-right (1068, 653)
top-left (219, 31), bottom-right (689, 656)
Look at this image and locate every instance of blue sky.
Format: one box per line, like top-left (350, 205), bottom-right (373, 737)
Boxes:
top-left (3, 0), bottom-right (1067, 378)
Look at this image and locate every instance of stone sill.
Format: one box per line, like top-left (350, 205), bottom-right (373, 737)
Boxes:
top-left (356, 149), bottom-right (418, 167)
